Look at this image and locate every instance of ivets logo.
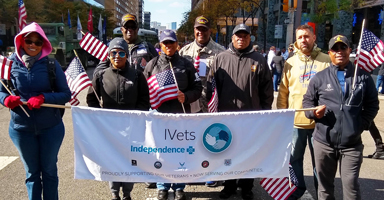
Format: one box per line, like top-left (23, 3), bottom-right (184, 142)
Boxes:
top-left (202, 123), bottom-right (232, 153)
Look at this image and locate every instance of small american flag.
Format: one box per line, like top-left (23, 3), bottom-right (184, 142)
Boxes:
top-left (355, 29), bottom-right (384, 72)
top-left (147, 69), bottom-right (178, 109)
top-left (0, 55), bottom-right (12, 80)
top-left (79, 32), bottom-right (108, 61)
top-left (208, 77), bottom-right (218, 112)
top-left (260, 164), bottom-right (298, 200)
top-left (64, 57), bottom-right (92, 106)
top-left (194, 55), bottom-right (200, 72)
top-left (18, 0), bottom-right (27, 31)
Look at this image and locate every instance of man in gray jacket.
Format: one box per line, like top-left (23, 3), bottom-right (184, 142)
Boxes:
top-left (179, 15), bottom-right (225, 113)
top-left (207, 24), bottom-right (273, 200)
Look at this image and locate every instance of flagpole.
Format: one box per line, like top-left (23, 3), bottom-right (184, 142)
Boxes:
top-left (0, 79), bottom-right (30, 117)
top-left (73, 50), bottom-right (102, 108)
top-left (353, 19), bottom-right (365, 89)
top-left (22, 102), bottom-right (71, 109)
top-left (169, 62), bottom-right (186, 113)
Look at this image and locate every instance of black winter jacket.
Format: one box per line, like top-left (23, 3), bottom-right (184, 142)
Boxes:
top-left (303, 62), bottom-right (379, 148)
top-left (86, 60), bottom-right (150, 110)
top-left (143, 52), bottom-right (202, 113)
top-left (207, 43), bottom-right (274, 111)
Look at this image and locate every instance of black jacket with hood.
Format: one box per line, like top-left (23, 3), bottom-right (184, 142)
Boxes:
top-left (143, 52), bottom-right (202, 113)
top-left (303, 62), bottom-right (379, 148)
top-left (207, 43), bottom-right (274, 111)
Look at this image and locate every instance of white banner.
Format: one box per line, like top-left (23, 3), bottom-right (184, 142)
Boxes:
top-left (73, 107), bottom-right (295, 183)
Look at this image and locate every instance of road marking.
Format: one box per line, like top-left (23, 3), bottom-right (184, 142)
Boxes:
top-left (0, 156), bottom-right (18, 171)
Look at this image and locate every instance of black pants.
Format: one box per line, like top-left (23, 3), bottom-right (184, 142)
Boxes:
top-left (223, 178), bottom-right (254, 192)
top-left (368, 122), bottom-right (383, 150)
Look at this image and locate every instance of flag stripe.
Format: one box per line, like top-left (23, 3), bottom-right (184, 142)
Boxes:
top-left (64, 57), bottom-right (92, 105)
top-left (356, 29), bottom-right (384, 72)
top-left (146, 70), bottom-right (178, 109)
top-left (79, 32), bottom-right (108, 61)
top-left (0, 56), bottom-right (12, 80)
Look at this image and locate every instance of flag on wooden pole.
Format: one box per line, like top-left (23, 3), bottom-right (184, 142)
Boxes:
top-left (0, 55), bottom-right (13, 80)
top-left (79, 32), bottom-right (108, 61)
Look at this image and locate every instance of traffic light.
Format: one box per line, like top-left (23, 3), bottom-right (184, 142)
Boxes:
top-left (282, 0), bottom-right (289, 12)
top-left (289, 0), bottom-right (298, 9)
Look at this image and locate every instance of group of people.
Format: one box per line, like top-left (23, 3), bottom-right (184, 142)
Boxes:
top-left (0, 12), bottom-right (382, 200)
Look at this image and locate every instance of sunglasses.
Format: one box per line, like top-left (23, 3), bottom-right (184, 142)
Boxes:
top-left (110, 51), bottom-right (126, 58)
top-left (123, 25), bottom-right (137, 30)
top-left (162, 41), bottom-right (176, 45)
top-left (24, 39), bottom-right (43, 46)
top-left (331, 44), bottom-right (348, 52)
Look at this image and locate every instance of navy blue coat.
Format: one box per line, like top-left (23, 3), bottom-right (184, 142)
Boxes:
top-left (0, 54), bottom-right (71, 131)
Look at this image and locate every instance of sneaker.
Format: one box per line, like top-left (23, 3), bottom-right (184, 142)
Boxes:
top-left (144, 182), bottom-right (157, 188)
top-left (157, 190), bottom-right (168, 200)
top-left (241, 190), bottom-right (254, 200)
top-left (373, 151), bottom-right (384, 159)
top-left (205, 181), bottom-right (218, 187)
top-left (175, 190), bottom-right (186, 200)
top-left (219, 188), bottom-right (236, 199)
top-left (122, 197), bottom-right (131, 200)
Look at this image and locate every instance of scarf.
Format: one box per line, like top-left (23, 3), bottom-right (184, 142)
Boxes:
top-left (20, 48), bottom-right (42, 68)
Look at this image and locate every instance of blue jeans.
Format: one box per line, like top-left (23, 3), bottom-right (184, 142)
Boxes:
top-left (288, 128), bottom-right (317, 200)
top-left (273, 71), bottom-right (281, 91)
top-left (376, 75), bottom-right (384, 94)
top-left (156, 182), bottom-right (185, 191)
top-left (9, 122), bottom-right (65, 200)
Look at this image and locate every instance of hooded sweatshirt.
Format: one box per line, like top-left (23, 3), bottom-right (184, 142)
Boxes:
top-left (277, 42), bottom-right (331, 129)
top-left (0, 22), bottom-right (71, 131)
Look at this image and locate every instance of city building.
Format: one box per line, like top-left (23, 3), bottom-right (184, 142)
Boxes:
top-left (144, 11), bottom-right (151, 29)
top-left (171, 22), bottom-right (177, 30)
top-left (138, 0), bottom-right (143, 28)
top-left (104, 0), bottom-right (139, 27)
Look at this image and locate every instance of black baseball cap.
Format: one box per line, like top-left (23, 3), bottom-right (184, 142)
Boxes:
top-left (121, 14), bottom-right (138, 27)
top-left (329, 35), bottom-right (350, 50)
top-left (194, 16), bottom-right (211, 29)
top-left (232, 24), bottom-right (250, 35)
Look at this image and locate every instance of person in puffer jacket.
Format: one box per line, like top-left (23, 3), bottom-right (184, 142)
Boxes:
top-left (0, 22), bottom-right (71, 200)
top-left (303, 35), bottom-right (379, 200)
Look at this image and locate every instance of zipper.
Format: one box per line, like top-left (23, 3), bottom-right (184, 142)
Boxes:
top-left (333, 67), bottom-right (344, 148)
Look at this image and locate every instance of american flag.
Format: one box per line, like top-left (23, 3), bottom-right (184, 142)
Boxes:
top-left (0, 55), bottom-right (12, 80)
top-left (18, 0), bottom-right (27, 31)
top-left (79, 32), bottom-right (108, 61)
top-left (208, 77), bottom-right (218, 112)
top-left (355, 29), bottom-right (384, 72)
top-left (147, 69), bottom-right (178, 109)
top-left (64, 57), bottom-right (92, 106)
top-left (260, 164), bottom-right (298, 200)
top-left (194, 55), bottom-right (200, 72)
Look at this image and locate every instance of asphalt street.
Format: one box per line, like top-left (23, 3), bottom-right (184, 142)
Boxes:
top-left (0, 66), bottom-right (383, 200)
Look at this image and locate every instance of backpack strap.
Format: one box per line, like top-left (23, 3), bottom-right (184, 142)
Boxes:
top-left (47, 58), bottom-right (57, 92)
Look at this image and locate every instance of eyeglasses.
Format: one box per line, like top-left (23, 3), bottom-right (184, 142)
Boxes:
top-left (123, 25), bottom-right (137, 30)
top-left (162, 41), bottom-right (176, 45)
top-left (24, 39), bottom-right (43, 46)
top-left (110, 51), bottom-right (126, 58)
top-left (331, 44), bottom-right (348, 52)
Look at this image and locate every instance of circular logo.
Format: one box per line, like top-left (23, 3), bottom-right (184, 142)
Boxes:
top-left (202, 123), bottom-right (232, 153)
top-left (202, 160), bottom-right (209, 168)
top-left (154, 161), bottom-right (162, 169)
